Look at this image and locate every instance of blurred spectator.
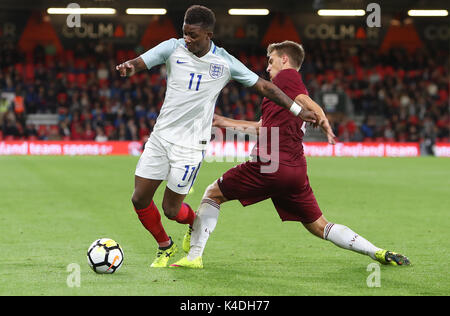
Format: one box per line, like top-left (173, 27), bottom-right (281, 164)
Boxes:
top-left (0, 95), bottom-right (10, 129)
top-left (59, 119), bottom-right (71, 140)
top-left (95, 126), bottom-right (108, 142)
top-left (2, 110), bottom-right (20, 139)
top-left (82, 122), bottom-right (96, 141)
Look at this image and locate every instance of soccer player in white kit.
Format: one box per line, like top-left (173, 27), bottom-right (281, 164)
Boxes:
top-left (116, 5), bottom-right (317, 267)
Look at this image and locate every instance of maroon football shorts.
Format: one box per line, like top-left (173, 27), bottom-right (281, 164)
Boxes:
top-left (217, 158), bottom-right (323, 224)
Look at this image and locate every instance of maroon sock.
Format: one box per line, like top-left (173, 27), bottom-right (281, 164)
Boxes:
top-left (171, 203), bottom-right (196, 226)
top-left (134, 201), bottom-right (170, 247)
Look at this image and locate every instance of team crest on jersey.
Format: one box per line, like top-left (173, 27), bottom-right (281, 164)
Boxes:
top-left (209, 63), bottom-right (224, 79)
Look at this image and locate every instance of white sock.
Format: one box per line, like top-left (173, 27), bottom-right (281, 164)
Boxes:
top-left (187, 198), bottom-right (220, 260)
top-left (324, 223), bottom-right (382, 260)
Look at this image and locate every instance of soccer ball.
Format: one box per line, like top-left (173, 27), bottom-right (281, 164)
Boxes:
top-left (87, 238), bottom-right (124, 274)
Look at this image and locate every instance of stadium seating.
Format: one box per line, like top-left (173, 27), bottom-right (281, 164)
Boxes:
top-left (0, 40), bottom-right (448, 145)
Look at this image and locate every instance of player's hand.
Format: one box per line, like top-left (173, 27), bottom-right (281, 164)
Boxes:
top-left (318, 118), bottom-right (337, 145)
top-left (115, 62), bottom-right (135, 77)
top-left (299, 109), bottom-right (318, 124)
top-left (212, 114), bottom-right (225, 127)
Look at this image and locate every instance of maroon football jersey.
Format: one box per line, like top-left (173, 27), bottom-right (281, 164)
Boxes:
top-left (253, 69), bottom-right (308, 166)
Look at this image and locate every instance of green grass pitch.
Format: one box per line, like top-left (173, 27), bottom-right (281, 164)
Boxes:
top-left (0, 155), bottom-right (449, 296)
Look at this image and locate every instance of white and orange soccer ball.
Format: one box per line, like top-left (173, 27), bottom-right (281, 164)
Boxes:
top-left (87, 238), bottom-right (124, 274)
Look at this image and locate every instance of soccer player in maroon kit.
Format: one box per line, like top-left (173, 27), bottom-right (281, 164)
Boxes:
top-left (171, 41), bottom-right (410, 268)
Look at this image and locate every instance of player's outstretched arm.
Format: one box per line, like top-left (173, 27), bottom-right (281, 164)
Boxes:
top-left (251, 78), bottom-right (317, 124)
top-left (115, 57), bottom-right (147, 77)
top-left (295, 94), bottom-right (336, 145)
top-left (213, 114), bottom-right (261, 135)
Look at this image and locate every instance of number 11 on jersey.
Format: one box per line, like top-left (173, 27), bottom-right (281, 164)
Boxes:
top-left (188, 73), bottom-right (202, 91)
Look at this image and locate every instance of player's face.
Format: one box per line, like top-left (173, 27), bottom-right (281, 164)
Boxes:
top-left (266, 52), bottom-right (283, 80)
top-left (183, 23), bottom-right (212, 56)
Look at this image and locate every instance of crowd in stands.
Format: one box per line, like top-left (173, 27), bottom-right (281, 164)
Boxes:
top-left (301, 41), bottom-right (449, 143)
top-left (0, 39), bottom-right (448, 145)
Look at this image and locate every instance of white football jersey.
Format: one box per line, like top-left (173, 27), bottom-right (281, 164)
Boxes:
top-left (140, 38), bottom-right (259, 150)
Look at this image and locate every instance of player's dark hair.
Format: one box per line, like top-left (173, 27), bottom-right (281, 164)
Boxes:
top-left (267, 41), bottom-right (305, 70)
top-left (184, 5), bottom-right (216, 31)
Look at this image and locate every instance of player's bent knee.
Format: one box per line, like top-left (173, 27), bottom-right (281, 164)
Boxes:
top-left (131, 194), bottom-right (140, 209)
top-left (161, 201), bottom-right (179, 219)
top-left (163, 208), bottom-right (178, 219)
top-left (203, 181), bottom-right (227, 205)
top-left (203, 183), bottom-right (215, 198)
top-left (131, 192), bottom-right (150, 211)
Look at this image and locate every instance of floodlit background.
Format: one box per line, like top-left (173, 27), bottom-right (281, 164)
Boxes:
top-left (0, 0), bottom-right (448, 156)
top-left (0, 0), bottom-right (449, 296)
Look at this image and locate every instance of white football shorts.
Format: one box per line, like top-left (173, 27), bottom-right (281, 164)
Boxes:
top-left (135, 133), bottom-right (205, 195)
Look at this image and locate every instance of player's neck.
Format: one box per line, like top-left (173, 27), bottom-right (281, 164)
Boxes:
top-left (194, 41), bottom-right (211, 58)
top-left (281, 65), bottom-right (296, 71)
